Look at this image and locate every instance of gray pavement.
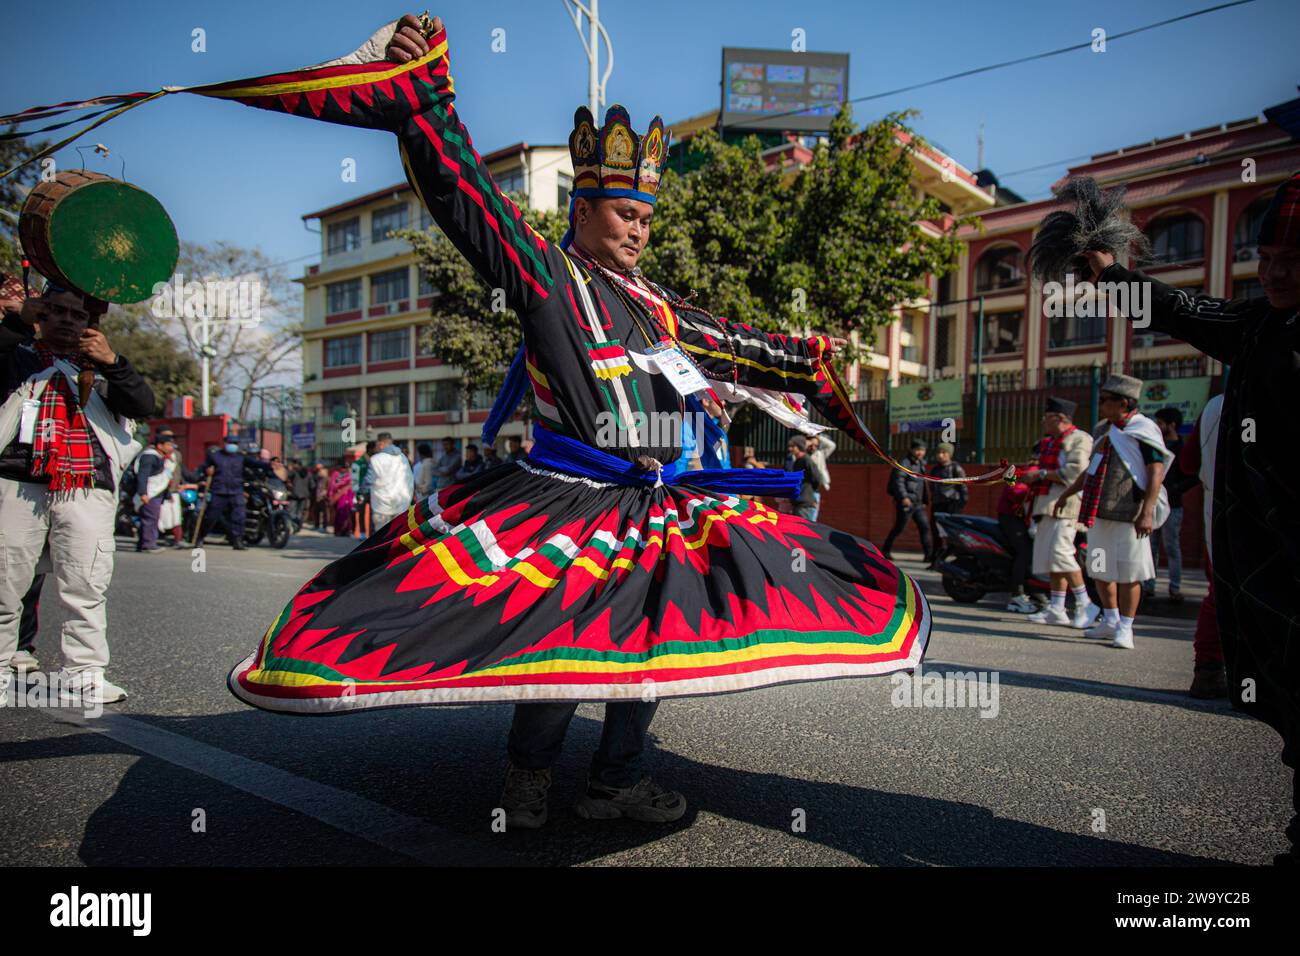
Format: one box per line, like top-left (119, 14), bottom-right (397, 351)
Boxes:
top-left (1, 530), bottom-right (1291, 866)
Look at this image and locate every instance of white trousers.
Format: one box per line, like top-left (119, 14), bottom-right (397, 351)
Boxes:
top-left (0, 478), bottom-right (117, 672)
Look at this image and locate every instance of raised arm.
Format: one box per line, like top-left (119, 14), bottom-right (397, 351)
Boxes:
top-left (384, 15), bottom-right (554, 315)
top-left (673, 306), bottom-right (844, 395)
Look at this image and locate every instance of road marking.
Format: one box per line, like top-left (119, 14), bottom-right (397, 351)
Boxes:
top-left (42, 710), bottom-right (522, 866)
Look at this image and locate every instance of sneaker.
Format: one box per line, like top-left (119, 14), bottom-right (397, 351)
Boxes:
top-left (1005, 594), bottom-right (1036, 613)
top-left (499, 765), bottom-right (552, 830)
top-left (9, 649), bottom-right (39, 673)
top-left (574, 775), bottom-right (687, 823)
top-left (233, 541), bottom-right (248, 551)
top-left (1111, 629), bottom-right (1135, 650)
top-left (1188, 666), bottom-right (1228, 699)
top-left (1085, 620), bottom-right (1118, 641)
top-left (1070, 603), bottom-right (1102, 630)
top-left (1026, 605), bottom-right (1071, 626)
top-left (57, 668), bottom-right (128, 705)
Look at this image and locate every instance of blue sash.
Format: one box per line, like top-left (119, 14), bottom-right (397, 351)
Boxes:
top-left (527, 425), bottom-right (802, 498)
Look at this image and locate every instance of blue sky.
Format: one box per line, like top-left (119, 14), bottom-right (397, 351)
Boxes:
top-left (5, 0), bottom-right (1297, 279)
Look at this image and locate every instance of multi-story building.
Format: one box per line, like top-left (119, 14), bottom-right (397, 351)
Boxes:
top-left (298, 141), bottom-right (573, 460)
top-left (934, 95), bottom-right (1300, 393)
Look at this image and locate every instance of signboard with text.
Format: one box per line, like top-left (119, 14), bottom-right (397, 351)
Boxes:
top-left (1137, 377), bottom-right (1212, 433)
top-left (889, 379), bottom-right (963, 433)
top-left (720, 47), bottom-right (849, 132)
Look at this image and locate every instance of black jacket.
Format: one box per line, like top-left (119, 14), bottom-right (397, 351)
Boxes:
top-left (1100, 261), bottom-right (1300, 735)
top-left (887, 455), bottom-right (929, 506)
top-left (0, 312), bottom-right (155, 492)
top-left (928, 461), bottom-right (968, 508)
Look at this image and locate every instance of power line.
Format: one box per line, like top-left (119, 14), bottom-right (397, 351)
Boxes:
top-left (722, 0), bottom-right (1260, 132)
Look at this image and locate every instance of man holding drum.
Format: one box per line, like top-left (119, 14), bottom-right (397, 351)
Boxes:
top-left (0, 281), bottom-right (154, 707)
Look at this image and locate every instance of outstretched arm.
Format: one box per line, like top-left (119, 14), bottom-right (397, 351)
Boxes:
top-left (673, 306), bottom-right (847, 394)
top-left (384, 15), bottom-right (554, 315)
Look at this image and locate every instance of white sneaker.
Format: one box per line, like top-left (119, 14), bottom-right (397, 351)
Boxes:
top-left (58, 668), bottom-right (128, 705)
top-left (9, 649), bottom-right (39, 673)
top-left (1005, 594), bottom-right (1036, 613)
top-left (1026, 605), bottom-right (1071, 626)
top-left (1070, 603), bottom-right (1101, 630)
top-left (1085, 620), bottom-right (1118, 641)
top-left (1111, 629), bottom-right (1135, 650)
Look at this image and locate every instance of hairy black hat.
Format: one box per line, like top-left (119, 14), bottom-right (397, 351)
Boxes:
top-left (1029, 176), bottom-right (1151, 284)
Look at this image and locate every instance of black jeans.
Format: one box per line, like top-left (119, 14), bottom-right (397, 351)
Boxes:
top-left (507, 701), bottom-right (659, 788)
top-left (883, 502), bottom-right (932, 558)
top-left (998, 514), bottom-right (1032, 592)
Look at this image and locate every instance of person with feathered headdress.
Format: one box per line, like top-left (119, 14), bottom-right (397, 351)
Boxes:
top-left (1036, 172), bottom-right (1300, 865)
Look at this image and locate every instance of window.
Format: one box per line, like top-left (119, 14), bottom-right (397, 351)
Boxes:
top-left (368, 328), bottom-right (409, 363)
top-left (469, 385), bottom-right (496, 409)
top-left (1048, 311), bottom-right (1106, 350)
top-left (1043, 366), bottom-right (1095, 388)
top-left (557, 172), bottom-right (573, 210)
top-left (371, 203), bottom-right (409, 244)
top-left (1146, 213), bottom-right (1205, 265)
top-left (495, 166), bottom-right (525, 195)
top-left (936, 271), bottom-right (955, 304)
top-left (1234, 194), bottom-right (1274, 262)
top-left (416, 379), bottom-right (461, 412)
top-left (326, 217), bottom-right (360, 255)
top-left (370, 267), bottom-right (409, 305)
top-left (326, 278), bottom-right (361, 314)
top-left (368, 384), bottom-right (409, 417)
top-left (934, 315), bottom-right (956, 368)
top-left (978, 310), bottom-right (1023, 356)
top-left (1233, 277), bottom-right (1266, 301)
top-left (322, 389), bottom-right (361, 423)
top-left (417, 268), bottom-right (439, 297)
top-left (324, 335), bottom-right (361, 368)
top-left (899, 313), bottom-right (921, 364)
top-left (974, 245), bottom-right (1025, 293)
top-left (418, 205), bottom-right (433, 230)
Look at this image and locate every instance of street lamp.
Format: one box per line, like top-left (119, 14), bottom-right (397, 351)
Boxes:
top-left (561, 0), bottom-right (613, 118)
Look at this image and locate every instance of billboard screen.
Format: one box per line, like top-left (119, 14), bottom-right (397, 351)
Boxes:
top-left (720, 48), bottom-right (850, 133)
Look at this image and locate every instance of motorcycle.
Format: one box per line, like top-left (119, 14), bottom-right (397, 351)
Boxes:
top-left (933, 511), bottom-right (1099, 606)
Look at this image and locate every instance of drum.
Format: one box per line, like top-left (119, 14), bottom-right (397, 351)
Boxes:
top-left (19, 169), bottom-right (178, 304)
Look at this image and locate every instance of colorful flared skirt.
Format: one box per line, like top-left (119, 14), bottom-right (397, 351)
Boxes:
top-left (228, 462), bottom-right (930, 713)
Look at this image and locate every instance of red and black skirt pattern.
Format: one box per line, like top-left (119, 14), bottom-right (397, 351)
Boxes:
top-left (228, 462), bottom-right (930, 713)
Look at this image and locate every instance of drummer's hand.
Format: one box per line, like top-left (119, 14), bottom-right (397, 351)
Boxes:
top-left (822, 336), bottom-right (849, 354)
top-left (14, 298), bottom-right (44, 327)
top-left (635, 455), bottom-right (663, 472)
top-left (79, 328), bottom-right (117, 366)
top-left (386, 13), bottom-right (437, 62)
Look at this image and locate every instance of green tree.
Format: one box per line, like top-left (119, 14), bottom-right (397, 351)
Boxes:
top-left (100, 305), bottom-right (205, 416)
top-left (0, 132), bottom-right (51, 274)
top-left (393, 194), bottom-right (568, 398)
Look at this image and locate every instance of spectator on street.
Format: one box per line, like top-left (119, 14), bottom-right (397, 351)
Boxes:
top-left (1022, 397), bottom-right (1097, 629)
top-left (926, 441), bottom-right (967, 568)
top-left (433, 436), bottom-right (461, 490)
top-left (454, 443), bottom-right (485, 482)
top-left (998, 461), bottom-right (1036, 613)
top-left (1180, 393), bottom-right (1226, 699)
top-left (1143, 407), bottom-right (1192, 603)
top-left (413, 441), bottom-right (435, 498)
top-left (0, 282), bottom-right (155, 706)
top-left (198, 434), bottom-right (255, 550)
top-left (806, 433), bottom-right (836, 521)
top-left (155, 427), bottom-right (185, 547)
top-left (506, 435), bottom-right (525, 464)
top-left (740, 446), bottom-right (764, 469)
top-left (1054, 374), bottom-right (1172, 650)
top-left (882, 440), bottom-right (931, 561)
top-left (288, 459), bottom-right (311, 526)
top-left (366, 432), bottom-right (415, 532)
top-left (311, 462), bottom-right (330, 530)
top-left (785, 434), bottom-right (820, 521)
top-left (328, 453), bottom-right (356, 537)
top-left (132, 431), bottom-right (177, 553)
top-left (353, 441), bottom-right (375, 537)
top-left (482, 444), bottom-right (503, 470)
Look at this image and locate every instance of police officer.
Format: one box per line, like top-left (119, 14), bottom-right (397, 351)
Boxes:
top-left (198, 433), bottom-right (250, 549)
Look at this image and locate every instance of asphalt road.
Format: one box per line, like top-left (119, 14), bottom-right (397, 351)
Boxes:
top-left (1, 527), bottom-right (1291, 867)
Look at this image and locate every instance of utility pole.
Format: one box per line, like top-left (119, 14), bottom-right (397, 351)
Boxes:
top-left (562, 0), bottom-right (613, 117)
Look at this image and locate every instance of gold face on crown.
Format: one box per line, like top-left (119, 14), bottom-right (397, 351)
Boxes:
top-left (605, 126), bottom-right (635, 168)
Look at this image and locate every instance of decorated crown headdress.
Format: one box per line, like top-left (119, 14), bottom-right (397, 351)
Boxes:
top-left (568, 104), bottom-right (668, 207)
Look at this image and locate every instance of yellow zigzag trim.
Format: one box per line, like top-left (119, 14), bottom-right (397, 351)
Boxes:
top-left (200, 40), bottom-right (449, 99)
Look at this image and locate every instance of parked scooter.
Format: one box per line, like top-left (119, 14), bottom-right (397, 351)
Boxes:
top-left (933, 511), bottom-right (1098, 606)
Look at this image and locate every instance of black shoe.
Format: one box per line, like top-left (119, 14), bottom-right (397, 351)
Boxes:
top-left (233, 541), bottom-right (248, 551)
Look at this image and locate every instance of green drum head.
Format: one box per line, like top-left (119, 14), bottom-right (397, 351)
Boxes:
top-left (48, 181), bottom-right (178, 304)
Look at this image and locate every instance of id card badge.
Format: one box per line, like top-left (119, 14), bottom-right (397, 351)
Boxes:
top-left (649, 344), bottom-right (709, 397)
top-left (18, 398), bottom-right (39, 444)
top-left (1086, 452), bottom-right (1103, 476)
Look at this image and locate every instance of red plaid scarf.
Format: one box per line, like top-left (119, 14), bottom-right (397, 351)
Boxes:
top-left (30, 343), bottom-right (97, 491)
top-left (1079, 412), bottom-right (1135, 527)
top-left (1033, 425), bottom-right (1075, 498)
